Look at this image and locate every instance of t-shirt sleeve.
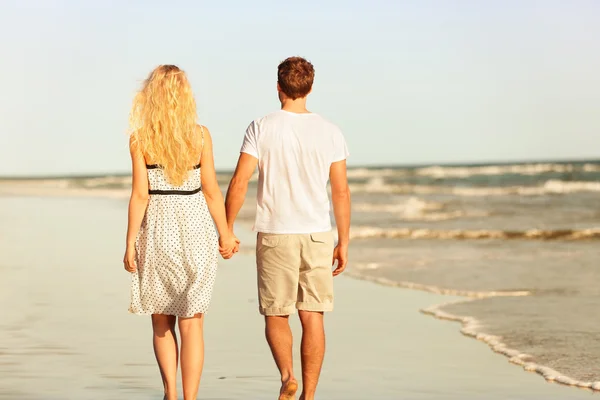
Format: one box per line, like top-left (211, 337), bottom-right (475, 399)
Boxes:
top-left (240, 121), bottom-right (259, 159)
top-left (332, 128), bottom-right (350, 162)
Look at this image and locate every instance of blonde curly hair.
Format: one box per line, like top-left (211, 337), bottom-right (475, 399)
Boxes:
top-left (129, 65), bottom-right (200, 186)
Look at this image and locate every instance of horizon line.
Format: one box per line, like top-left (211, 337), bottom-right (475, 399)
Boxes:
top-left (1, 157), bottom-right (598, 180)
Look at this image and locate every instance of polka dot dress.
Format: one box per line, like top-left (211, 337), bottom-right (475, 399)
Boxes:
top-left (129, 160), bottom-right (219, 318)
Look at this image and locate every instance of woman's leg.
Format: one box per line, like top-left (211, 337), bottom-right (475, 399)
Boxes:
top-left (178, 313), bottom-right (205, 400)
top-left (151, 314), bottom-right (179, 400)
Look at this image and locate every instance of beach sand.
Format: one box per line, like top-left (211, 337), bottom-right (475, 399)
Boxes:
top-left (0, 195), bottom-right (592, 399)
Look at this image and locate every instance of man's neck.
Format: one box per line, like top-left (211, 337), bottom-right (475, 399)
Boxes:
top-left (280, 97), bottom-right (310, 114)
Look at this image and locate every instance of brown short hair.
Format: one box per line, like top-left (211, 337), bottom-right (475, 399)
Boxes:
top-left (277, 57), bottom-right (315, 100)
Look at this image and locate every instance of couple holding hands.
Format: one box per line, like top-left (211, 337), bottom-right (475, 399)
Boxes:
top-left (123, 56), bottom-right (350, 400)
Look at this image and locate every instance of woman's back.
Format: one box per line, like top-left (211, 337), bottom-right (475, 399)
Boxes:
top-left (146, 163), bottom-right (201, 193)
top-left (126, 67), bottom-right (219, 317)
top-left (123, 65), bottom-right (237, 400)
top-left (144, 126), bottom-right (204, 194)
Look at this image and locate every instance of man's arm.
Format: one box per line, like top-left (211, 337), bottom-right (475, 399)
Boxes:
top-left (330, 159), bottom-right (351, 276)
top-left (225, 152), bottom-right (258, 230)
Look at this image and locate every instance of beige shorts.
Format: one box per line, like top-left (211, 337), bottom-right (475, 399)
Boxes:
top-left (256, 232), bottom-right (335, 316)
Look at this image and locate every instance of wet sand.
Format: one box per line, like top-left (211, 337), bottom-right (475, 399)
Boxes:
top-left (347, 237), bottom-right (600, 387)
top-left (0, 195), bottom-right (593, 399)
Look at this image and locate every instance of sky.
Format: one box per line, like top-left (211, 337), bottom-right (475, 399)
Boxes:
top-left (1, 0), bottom-right (599, 176)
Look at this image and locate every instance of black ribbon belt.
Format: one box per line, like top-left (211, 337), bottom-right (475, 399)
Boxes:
top-left (148, 187), bottom-right (202, 195)
top-left (147, 164), bottom-right (200, 170)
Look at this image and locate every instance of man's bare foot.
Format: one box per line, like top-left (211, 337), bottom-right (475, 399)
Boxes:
top-left (279, 378), bottom-right (298, 400)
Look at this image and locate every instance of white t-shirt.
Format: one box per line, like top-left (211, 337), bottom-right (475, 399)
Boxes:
top-left (240, 110), bottom-right (349, 234)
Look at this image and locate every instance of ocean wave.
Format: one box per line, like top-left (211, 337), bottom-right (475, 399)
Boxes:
top-left (347, 163), bottom-right (600, 180)
top-left (542, 180), bottom-right (600, 193)
top-left (345, 270), bottom-right (598, 391)
top-left (350, 179), bottom-right (600, 196)
top-left (71, 176), bottom-right (131, 189)
top-left (415, 163), bottom-right (585, 178)
top-left (353, 197), bottom-right (443, 213)
top-left (350, 226), bottom-right (600, 241)
top-left (0, 178), bottom-right (71, 189)
top-left (420, 300), bottom-right (599, 391)
top-left (0, 183), bottom-right (130, 199)
top-left (352, 198), bottom-right (487, 221)
top-left (583, 163), bottom-right (600, 172)
top-left (346, 270), bottom-right (530, 298)
top-left (347, 168), bottom-right (404, 179)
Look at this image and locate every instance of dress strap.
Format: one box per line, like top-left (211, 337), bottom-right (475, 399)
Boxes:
top-left (199, 125), bottom-right (205, 151)
top-left (197, 124), bottom-right (205, 167)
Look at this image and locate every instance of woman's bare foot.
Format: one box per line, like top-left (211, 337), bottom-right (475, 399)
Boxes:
top-left (279, 378), bottom-right (298, 400)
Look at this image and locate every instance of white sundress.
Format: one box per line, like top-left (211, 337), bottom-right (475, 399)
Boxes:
top-left (129, 139), bottom-right (219, 317)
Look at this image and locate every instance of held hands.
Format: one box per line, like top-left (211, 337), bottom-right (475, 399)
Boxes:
top-left (123, 246), bottom-right (137, 273)
top-left (219, 232), bottom-right (240, 259)
top-left (332, 243), bottom-right (348, 276)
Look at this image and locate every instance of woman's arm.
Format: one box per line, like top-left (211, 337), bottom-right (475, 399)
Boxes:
top-left (199, 126), bottom-right (238, 258)
top-left (123, 137), bottom-right (149, 272)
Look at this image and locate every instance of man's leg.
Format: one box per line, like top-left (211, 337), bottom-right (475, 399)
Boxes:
top-left (265, 315), bottom-right (298, 399)
top-left (257, 233), bottom-right (301, 400)
top-left (298, 311), bottom-right (325, 400)
top-left (297, 232), bottom-right (335, 400)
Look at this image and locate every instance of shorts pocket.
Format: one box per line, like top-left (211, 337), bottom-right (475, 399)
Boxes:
top-left (310, 232), bottom-right (332, 244)
top-left (261, 235), bottom-right (284, 248)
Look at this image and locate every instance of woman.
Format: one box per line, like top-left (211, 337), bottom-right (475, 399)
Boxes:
top-left (123, 65), bottom-right (237, 400)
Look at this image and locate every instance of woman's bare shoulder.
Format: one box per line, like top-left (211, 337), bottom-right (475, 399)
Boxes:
top-left (196, 124), bottom-right (211, 134)
top-left (196, 124), bottom-right (213, 144)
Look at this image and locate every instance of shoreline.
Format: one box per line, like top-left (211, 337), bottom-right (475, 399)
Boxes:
top-left (345, 269), bottom-right (600, 393)
top-left (421, 299), bottom-right (600, 392)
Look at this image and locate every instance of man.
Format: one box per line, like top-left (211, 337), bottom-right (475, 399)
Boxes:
top-left (225, 56), bottom-right (351, 400)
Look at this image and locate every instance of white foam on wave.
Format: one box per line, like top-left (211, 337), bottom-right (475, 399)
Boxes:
top-left (347, 163), bottom-right (600, 180)
top-left (0, 183), bottom-right (130, 199)
top-left (345, 270), bottom-right (530, 298)
top-left (354, 197), bottom-right (443, 213)
top-left (583, 163), bottom-right (600, 172)
top-left (542, 179), bottom-right (600, 194)
top-left (75, 176), bottom-right (131, 188)
top-left (349, 226), bottom-right (600, 241)
top-left (350, 179), bottom-right (600, 196)
top-left (346, 269), bottom-right (599, 392)
top-left (347, 168), bottom-right (402, 179)
top-left (353, 198), bottom-right (487, 222)
top-left (416, 163), bottom-right (596, 178)
top-left (420, 299), bottom-right (598, 391)
top-left (0, 178), bottom-right (71, 189)
top-left (354, 262), bottom-right (381, 270)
